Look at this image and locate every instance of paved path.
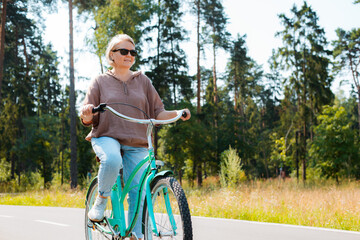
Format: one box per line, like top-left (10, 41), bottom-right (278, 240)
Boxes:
top-left (0, 205), bottom-right (359, 240)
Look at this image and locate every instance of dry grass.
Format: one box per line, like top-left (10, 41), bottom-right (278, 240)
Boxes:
top-left (0, 177), bottom-right (359, 231)
top-left (0, 189), bottom-right (85, 208)
top-left (185, 177), bottom-right (360, 231)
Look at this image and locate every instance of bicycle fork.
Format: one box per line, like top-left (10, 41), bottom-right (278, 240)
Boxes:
top-left (145, 177), bottom-right (178, 238)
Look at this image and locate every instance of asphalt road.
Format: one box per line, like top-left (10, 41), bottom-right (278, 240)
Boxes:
top-left (0, 205), bottom-right (359, 240)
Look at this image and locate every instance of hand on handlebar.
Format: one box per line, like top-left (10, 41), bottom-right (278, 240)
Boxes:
top-left (80, 104), bottom-right (97, 122)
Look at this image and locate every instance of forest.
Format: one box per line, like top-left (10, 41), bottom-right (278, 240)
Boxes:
top-left (0, 0), bottom-right (360, 191)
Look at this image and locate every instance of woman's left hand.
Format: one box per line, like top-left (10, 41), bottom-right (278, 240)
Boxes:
top-left (181, 109), bottom-right (191, 121)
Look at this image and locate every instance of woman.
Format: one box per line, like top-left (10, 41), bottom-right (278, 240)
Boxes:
top-left (80, 34), bottom-right (191, 239)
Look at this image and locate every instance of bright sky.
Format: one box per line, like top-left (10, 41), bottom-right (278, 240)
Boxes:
top-left (43, 0), bottom-right (360, 100)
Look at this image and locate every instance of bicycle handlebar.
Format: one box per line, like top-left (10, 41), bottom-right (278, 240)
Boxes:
top-left (92, 103), bottom-right (107, 114)
top-left (92, 103), bottom-right (187, 125)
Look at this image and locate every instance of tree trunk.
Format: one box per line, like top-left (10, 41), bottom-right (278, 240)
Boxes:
top-left (10, 152), bottom-right (15, 179)
top-left (212, 35), bottom-right (217, 104)
top-left (22, 36), bottom-right (29, 77)
top-left (154, 127), bottom-right (159, 159)
top-left (170, 34), bottom-right (177, 106)
top-left (0, 0), bottom-right (7, 101)
top-left (296, 131), bottom-right (299, 182)
top-left (301, 44), bottom-right (307, 184)
top-left (196, 0), bottom-right (201, 114)
top-left (358, 88), bottom-right (360, 137)
top-left (197, 162), bottom-right (202, 187)
top-left (154, 1), bottom-right (161, 158)
top-left (61, 102), bottom-right (65, 185)
top-left (69, 0), bottom-right (78, 189)
top-left (195, 0), bottom-right (203, 187)
top-left (211, 26), bottom-right (219, 177)
top-left (234, 76), bottom-right (237, 112)
top-left (263, 150), bottom-right (269, 178)
top-left (98, 53), bottom-right (103, 74)
top-left (302, 96), bottom-right (307, 184)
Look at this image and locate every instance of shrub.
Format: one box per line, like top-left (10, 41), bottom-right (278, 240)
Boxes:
top-left (219, 146), bottom-right (246, 188)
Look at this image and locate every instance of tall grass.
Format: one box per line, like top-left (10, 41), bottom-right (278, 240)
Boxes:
top-left (0, 189), bottom-right (85, 208)
top-left (184, 177), bottom-right (360, 231)
top-left (0, 177), bottom-right (359, 231)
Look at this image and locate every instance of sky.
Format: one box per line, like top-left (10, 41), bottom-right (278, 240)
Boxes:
top-left (43, 0), bottom-right (360, 100)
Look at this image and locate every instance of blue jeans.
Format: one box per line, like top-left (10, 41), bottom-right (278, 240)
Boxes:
top-left (91, 136), bottom-right (148, 239)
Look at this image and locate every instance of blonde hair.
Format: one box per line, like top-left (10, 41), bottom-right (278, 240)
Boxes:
top-left (105, 34), bottom-right (136, 66)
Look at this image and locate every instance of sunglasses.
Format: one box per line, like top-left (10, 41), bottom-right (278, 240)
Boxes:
top-left (112, 48), bottom-right (137, 56)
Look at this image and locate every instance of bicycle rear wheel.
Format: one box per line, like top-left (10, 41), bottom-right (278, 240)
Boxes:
top-left (142, 176), bottom-right (193, 240)
top-left (85, 178), bottom-right (114, 240)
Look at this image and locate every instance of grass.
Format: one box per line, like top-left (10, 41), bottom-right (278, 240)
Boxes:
top-left (0, 177), bottom-right (359, 231)
top-left (184, 177), bottom-right (360, 232)
top-left (0, 188), bottom-right (85, 208)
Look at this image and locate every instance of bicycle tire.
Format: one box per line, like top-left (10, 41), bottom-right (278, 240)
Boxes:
top-left (85, 178), bottom-right (114, 240)
top-left (142, 176), bottom-right (193, 240)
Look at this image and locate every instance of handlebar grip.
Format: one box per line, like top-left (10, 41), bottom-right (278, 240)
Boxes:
top-left (182, 111), bottom-right (187, 118)
top-left (92, 103), bottom-right (107, 113)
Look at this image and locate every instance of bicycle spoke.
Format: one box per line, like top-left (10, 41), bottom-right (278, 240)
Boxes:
top-left (143, 177), bottom-right (192, 240)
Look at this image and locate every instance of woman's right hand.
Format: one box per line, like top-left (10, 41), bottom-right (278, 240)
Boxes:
top-left (80, 104), bottom-right (96, 123)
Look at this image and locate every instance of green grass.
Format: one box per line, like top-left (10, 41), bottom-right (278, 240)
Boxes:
top-left (0, 189), bottom-right (85, 208)
top-left (0, 178), bottom-right (359, 231)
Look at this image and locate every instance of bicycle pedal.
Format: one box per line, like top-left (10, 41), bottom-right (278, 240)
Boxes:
top-left (88, 219), bottom-right (107, 227)
top-left (87, 221), bottom-right (94, 229)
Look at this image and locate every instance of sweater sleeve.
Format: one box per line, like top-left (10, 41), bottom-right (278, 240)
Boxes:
top-left (82, 77), bottom-right (100, 127)
top-left (146, 76), bottom-right (165, 119)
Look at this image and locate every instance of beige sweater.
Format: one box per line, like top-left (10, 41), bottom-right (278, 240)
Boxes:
top-left (82, 71), bottom-right (165, 148)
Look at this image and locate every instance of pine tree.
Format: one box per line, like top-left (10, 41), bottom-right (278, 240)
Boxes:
top-left (201, 0), bottom-right (229, 104)
top-left (333, 28), bottom-right (360, 136)
top-left (0, 1), bottom-right (61, 188)
top-left (146, 0), bottom-right (191, 106)
top-left (276, 1), bottom-right (334, 182)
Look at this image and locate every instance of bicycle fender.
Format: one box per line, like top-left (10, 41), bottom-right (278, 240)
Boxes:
top-left (150, 170), bottom-right (173, 189)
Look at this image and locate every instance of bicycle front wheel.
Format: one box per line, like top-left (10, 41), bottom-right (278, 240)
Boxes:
top-left (85, 178), bottom-right (114, 240)
top-left (142, 176), bottom-right (193, 240)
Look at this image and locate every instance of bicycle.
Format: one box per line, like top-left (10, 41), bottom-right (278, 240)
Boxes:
top-left (85, 103), bottom-right (193, 240)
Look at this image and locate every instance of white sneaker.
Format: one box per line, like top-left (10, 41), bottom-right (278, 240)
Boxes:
top-left (88, 196), bottom-right (108, 222)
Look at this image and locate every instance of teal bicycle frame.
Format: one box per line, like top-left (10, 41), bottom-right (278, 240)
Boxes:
top-left (86, 104), bottom-right (184, 239)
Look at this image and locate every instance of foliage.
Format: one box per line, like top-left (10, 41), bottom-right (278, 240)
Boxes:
top-left (1, 0), bottom-right (360, 192)
top-left (309, 105), bottom-right (359, 181)
top-left (201, 0), bottom-right (230, 50)
top-left (76, 0), bottom-right (153, 72)
top-left (0, 1), bottom-right (93, 190)
top-left (275, 1), bottom-right (334, 182)
top-left (332, 27), bottom-right (360, 135)
top-left (270, 133), bottom-right (291, 174)
top-left (145, 0), bottom-right (192, 106)
top-left (219, 146), bottom-right (246, 188)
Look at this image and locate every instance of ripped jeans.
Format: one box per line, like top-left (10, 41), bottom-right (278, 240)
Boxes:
top-left (91, 136), bottom-right (148, 239)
